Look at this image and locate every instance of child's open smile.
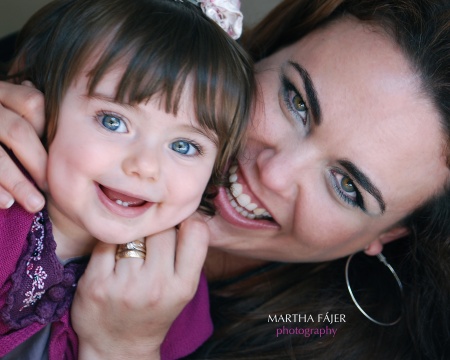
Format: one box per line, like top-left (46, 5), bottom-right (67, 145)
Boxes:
top-left (96, 184), bottom-right (155, 218)
top-left (45, 63), bottom-right (218, 255)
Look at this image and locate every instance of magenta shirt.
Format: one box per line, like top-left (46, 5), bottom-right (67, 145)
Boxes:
top-left (0, 203), bottom-right (212, 359)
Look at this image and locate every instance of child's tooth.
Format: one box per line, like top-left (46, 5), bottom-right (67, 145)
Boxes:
top-left (115, 199), bottom-right (129, 207)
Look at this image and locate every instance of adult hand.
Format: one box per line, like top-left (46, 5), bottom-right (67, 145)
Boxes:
top-left (0, 81), bottom-right (47, 212)
top-left (71, 214), bottom-right (210, 360)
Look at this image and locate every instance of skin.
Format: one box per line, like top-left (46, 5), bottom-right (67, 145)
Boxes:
top-left (0, 64), bottom-right (215, 358)
top-left (0, 16), bottom-right (449, 358)
top-left (46, 64), bottom-right (218, 259)
top-left (208, 17), bottom-right (449, 265)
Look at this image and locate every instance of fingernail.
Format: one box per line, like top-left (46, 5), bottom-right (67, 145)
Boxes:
top-left (0, 195), bottom-right (15, 209)
top-left (26, 195), bottom-right (45, 211)
top-left (5, 198), bottom-right (14, 209)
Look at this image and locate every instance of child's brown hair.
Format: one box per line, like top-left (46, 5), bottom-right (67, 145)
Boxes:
top-left (11, 0), bottom-right (254, 214)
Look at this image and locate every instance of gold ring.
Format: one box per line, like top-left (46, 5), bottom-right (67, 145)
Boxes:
top-left (115, 249), bottom-right (146, 260)
top-left (116, 240), bottom-right (146, 260)
top-left (123, 240), bottom-right (146, 253)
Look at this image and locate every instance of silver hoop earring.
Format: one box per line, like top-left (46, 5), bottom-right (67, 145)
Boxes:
top-left (345, 252), bottom-right (403, 326)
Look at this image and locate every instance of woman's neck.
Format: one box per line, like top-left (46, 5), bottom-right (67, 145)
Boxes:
top-left (204, 247), bottom-right (270, 282)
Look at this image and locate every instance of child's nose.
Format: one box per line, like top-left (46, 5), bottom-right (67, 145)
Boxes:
top-left (122, 143), bottom-right (161, 181)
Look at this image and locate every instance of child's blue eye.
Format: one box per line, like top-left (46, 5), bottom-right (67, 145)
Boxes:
top-left (99, 113), bottom-right (128, 133)
top-left (170, 140), bottom-right (200, 156)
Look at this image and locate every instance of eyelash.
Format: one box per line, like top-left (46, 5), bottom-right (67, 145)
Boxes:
top-left (96, 110), bottom-right (128, 133)
top-left (330, 169), bottom-right (365, 210)
top-left (281, 75), bottom-right (309, 127)
top-left (171, 138), bottom-right (204, 157)
top-left (95, 111), bottom-right (204, 156)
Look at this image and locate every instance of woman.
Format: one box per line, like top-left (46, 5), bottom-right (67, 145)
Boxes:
top-left (1, 0), bottom-right (449, 358)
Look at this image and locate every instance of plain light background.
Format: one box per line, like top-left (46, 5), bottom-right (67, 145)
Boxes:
top-left (0, 0), bottom-right (282, 38)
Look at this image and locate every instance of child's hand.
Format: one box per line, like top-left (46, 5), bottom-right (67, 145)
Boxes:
top-left (0, 81), bottom-right (47, 212)
top-left (71, 214), bottom-right (209, 360)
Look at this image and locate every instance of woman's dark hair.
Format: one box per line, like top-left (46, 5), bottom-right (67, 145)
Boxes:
top-left (10, 0), bottom-right (254, 214)
top-left (189, 0), bottom-right (450, 358)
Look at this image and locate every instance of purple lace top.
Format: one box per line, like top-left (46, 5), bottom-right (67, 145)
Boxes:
top-left (0, 202), bottom-right (212, 360)
top-left (1, 209), bottom-right (87, 330)
top-left (0, 204), bottom-right (85, 359)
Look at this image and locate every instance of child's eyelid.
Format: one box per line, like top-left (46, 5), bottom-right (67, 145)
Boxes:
top-left (98, 109), bottom-right (127, 122)
top-left (96, 110), bottom-right (129, 132)
top-left (176, 138), bottom-right (204, 155)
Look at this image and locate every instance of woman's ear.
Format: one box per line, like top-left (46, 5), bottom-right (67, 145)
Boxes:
top-left (364, 226), bottom-right (409, 256)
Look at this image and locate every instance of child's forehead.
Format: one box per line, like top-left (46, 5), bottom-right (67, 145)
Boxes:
top-left (68, 67), bottom-right (219, 146)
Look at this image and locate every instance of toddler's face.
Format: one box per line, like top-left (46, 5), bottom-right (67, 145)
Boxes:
top-left (46, 65), bottom-right (217, 245)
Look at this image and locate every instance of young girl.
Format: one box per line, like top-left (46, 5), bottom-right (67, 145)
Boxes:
top-left (0, 0), bottom-right (253, 359)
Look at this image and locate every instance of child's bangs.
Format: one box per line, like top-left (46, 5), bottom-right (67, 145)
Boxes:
top-left (86, 31), bottom-right (194, 116)
top-left (84, 2), bottom-right (249, 138)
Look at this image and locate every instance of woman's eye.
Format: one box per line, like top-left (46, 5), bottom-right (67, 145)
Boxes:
top-left (281, 75), bottom-right (309, 126)
top-left (98, 113), bottom-right (128, 133)
top-left (288, 89), bottom-right (308, 125)
top-left (170, 140), bottom-right (199, 156)
top-left (331, 170), bottom-right (360, 206)
top-left (291, 91), bottom-right (307, 114)
top-left (340, 176), bottom-right (356, 195)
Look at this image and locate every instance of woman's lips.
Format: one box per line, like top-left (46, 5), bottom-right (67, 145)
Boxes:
top-left (214, 164), bottom-right (280, 230)
top-left (96, 184), bottom-right (154, 218)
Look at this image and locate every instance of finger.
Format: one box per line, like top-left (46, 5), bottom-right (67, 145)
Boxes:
top-left (144, 228), bottom-right (178, 276)
top-left (0, 81), bottom-right (47, 191)
top-left (0, 81), bottom-right (46, 135)
top-left (0, 144), bottom-right (45, 212)
top-left (114, 240), bottom-right (146, 277)
top-left (0, 110), bottom-right (48, 191)
top-left (82, 242), bottom-right (116, 281)
top-left (0, 185), bottom-right (14, 209)
top-left (174, 215), bottom-right (209, 283)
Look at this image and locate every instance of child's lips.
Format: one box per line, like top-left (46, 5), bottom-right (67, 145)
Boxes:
top-left (100, 185), bottom-right (147, 207)
top-left (96, 184), bottom-right (154, 218)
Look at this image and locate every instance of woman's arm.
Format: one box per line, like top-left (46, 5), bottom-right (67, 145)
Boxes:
top-left (0, 81), bottom-right (47, 212)
top-left (72, 215), bottom-right (210, 360)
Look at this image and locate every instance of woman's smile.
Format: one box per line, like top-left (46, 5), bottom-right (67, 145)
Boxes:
top-left (215, 162), bottom-right (279, 230)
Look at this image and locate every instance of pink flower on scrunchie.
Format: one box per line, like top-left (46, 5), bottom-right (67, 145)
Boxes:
top-left (199, 0), bottom-right (243, 39)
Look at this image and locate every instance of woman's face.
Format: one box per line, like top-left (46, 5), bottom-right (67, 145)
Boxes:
top-left (210, 17), bottom-right (449, 262)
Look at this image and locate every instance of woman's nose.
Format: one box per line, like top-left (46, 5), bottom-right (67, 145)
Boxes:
top-left (255, 141), bottom-right (319, 198)
top-left (122, 143), bottom-right (161, 181)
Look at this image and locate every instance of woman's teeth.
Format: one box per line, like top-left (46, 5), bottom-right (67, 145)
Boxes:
top-left (227, 165), bottom-right (272, 220)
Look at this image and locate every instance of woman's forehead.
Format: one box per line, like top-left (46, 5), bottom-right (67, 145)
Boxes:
top-left (259, 17), bottom-right (448, 212)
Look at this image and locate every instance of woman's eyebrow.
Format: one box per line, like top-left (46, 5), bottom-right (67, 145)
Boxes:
top-left (287, 60), bottom-right (322, 126)
top-left (339, 159), bottom-right (386, 213)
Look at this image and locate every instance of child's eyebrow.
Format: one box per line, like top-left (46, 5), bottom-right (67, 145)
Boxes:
top-left (179, 124), bottom-right (219, 146)
top-left (85, 93), bottom-right (136, 110)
